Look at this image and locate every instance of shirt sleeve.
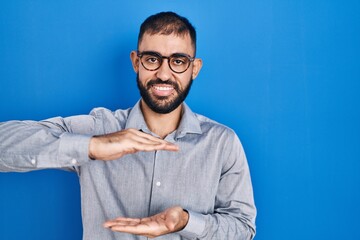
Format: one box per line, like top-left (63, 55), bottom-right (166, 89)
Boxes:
top-left (0, 114), bottom-right (97, 172)
top-left (178, 131), bottom-right (256, 240)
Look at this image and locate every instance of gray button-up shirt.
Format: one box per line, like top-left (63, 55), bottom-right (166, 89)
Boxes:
top-left (0, 101), bottom-right (256, 240)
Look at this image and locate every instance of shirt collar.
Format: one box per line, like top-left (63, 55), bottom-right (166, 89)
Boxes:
top-left (125, 100), bottom-right (149, 132)
top-left (175, 102), bottom-right (202, 139)
top-left (125, 100), bottom-right (202, 139)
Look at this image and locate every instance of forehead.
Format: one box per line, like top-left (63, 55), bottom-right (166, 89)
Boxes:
top-left (138, 33), bottom-right (194, 55)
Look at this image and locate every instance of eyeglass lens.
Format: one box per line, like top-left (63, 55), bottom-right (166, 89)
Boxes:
top-left (139, 52), bottom-right (192, 73)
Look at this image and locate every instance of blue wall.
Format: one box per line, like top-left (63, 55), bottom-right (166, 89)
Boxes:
top-left (1, 1), bottom-right (359, 239)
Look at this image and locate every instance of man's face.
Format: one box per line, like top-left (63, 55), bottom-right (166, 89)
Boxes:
top-left (131, 33), bottom-right (202, 114)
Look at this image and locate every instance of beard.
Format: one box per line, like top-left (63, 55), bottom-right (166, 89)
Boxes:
top-left (136, 74), bottom-right (193, 114)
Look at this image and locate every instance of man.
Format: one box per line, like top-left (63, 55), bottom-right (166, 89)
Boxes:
top-left (0, 12), bottom-right (256, 239)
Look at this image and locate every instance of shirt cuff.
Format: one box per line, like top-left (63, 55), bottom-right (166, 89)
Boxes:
top-left (57, 132), bottom-right (92, 166)
top-left (178, 210), bottom-right (206, 239)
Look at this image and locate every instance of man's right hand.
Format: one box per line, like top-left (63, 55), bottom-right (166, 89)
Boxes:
top-left (88, 128), bottom-right (179, 160)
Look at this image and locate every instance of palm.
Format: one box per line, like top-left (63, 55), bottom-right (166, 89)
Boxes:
top-left (104, 206), bottom-right (188, 238)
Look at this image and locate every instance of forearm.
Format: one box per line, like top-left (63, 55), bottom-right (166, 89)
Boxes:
top-left (0, 120), bottom-right (91, 172)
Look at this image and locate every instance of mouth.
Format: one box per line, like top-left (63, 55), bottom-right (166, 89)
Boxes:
top-left (151, 84), bottom-right (175, 97)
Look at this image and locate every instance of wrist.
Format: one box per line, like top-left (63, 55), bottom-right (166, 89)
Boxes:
top-left (88, 136), bottom-right (98, 160)
top-left (181, 209), bottom-right (189, 230)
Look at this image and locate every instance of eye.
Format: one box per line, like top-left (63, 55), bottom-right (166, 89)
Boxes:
top-left (171, 57), bottom-right (187, 66)
top-left (145, 56), bottom-right (159, 64)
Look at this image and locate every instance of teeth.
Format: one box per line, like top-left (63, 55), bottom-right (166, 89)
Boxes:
top-left (155, 86), bottom-right (173, 91)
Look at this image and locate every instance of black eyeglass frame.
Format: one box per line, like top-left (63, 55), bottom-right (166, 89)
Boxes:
top-left (137, 51), bottom-right (195, 74)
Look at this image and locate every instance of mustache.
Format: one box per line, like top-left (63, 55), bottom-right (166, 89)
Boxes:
top-left (147, 79), bottom-right (179, 91)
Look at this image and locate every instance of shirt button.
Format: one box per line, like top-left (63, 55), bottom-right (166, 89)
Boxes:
top-left (156, 181), bottom-right (161, 187)
top-left (31, 159), bottom-right (36, 165)
top-left (71, 158), bottom-right (77, 165)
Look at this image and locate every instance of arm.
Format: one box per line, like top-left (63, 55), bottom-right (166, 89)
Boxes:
top-left (0, 116), bottom-right (94, 172)
top-left (182, 150), bottom-right (256, 239)
top-left (0, 113), bottom-right (179, 172)
top-left (180, 134), bottom-right (256, 239)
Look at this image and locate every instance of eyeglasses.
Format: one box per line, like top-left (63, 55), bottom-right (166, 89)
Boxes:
top-left (137, 51), bottom-right (195, 74)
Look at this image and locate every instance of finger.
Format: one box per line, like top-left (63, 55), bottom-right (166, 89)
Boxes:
top-left (133, 141), bottom-right (179, 152)
top-left (130, 130), bottom-right (179, 149)
top-left (114, 217), bottom-right (141, 222)
top-left (133, 130), bottom-right (166, 142)
top-left (127, 135), bottom-right (179, 152)
top-left (161, 143), bottom-right (180, 151)
top-left (104, 218), bottom-right (140, 228)
top-left (127, 134), bottom-right (168, 147)
top-left (107, 223), bottom-right (154, 235)
top-left (104, 220), bottom-right (139, 228)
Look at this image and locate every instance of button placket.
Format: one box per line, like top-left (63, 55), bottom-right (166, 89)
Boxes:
top-left (148, 150), bottom-right (166, 216)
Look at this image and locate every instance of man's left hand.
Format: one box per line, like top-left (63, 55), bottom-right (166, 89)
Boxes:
top-left (103, 206), bottom-right (189, 238)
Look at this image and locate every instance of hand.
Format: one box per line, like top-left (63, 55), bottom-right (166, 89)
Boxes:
top-left (89, 128), bottom-right (179, 160)
top-left (103, 206), bottom-right (189, 238)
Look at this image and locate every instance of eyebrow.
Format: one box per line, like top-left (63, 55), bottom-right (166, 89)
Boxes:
top-left (139, 50), bottom-right (194, 58)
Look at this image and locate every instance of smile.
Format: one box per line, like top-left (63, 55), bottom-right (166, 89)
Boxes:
top-left (154, 86), bottom-right (174, 91)
top-left (151, 84), bottom-right (175, 97)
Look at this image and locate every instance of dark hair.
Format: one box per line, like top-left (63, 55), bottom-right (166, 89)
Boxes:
top-left (138, 12), bottom-right (197, 54)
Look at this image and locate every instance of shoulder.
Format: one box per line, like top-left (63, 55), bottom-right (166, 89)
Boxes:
top-left (193, 112), bottom-right (244, 152)
top-left (89, 107), bottom-right (131, 120)
top-left (193, 112), bottom-right (247, 168)
top-left (195, 112), bottom-right (238, 139)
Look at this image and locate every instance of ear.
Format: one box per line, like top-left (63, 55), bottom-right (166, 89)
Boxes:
top-left (191, 58), bottom-right (203, 80)
top-left (130, 51), bottom-right (139, 73)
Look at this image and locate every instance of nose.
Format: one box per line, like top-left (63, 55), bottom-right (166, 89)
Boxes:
top-left (156, 58), bottom-right (172, 81)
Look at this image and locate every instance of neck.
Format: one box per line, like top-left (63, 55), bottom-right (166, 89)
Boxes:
top-left (140, 100), bottom-right (183, 139)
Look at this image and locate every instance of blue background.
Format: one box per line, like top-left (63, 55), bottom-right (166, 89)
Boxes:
top-left (1, 1), bottom-right (359, 239)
